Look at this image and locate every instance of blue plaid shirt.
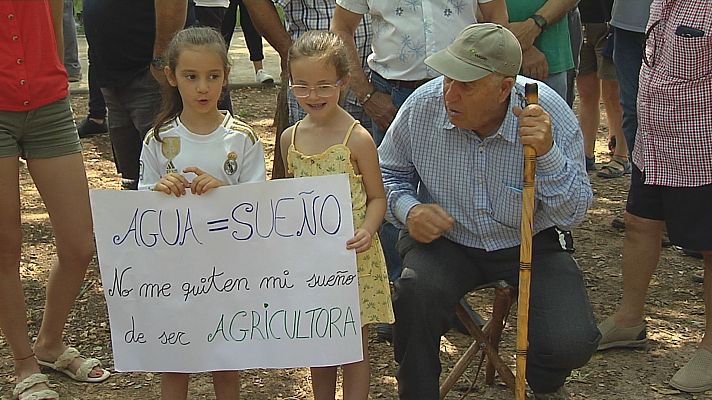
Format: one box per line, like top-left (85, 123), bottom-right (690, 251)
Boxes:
top-left (379, 76), bottom-right (592, 251)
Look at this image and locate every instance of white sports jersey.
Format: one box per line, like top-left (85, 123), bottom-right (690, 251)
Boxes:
top-left (138, 112), bottom-right (266, 191)
top-left (193, 0), bottom-right (230, 8)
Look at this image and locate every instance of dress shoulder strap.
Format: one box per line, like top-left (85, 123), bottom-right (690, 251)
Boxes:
top-left (342, 120), bottom-right (361, 145)
top-left (291, 121), bottom-right (301, 146)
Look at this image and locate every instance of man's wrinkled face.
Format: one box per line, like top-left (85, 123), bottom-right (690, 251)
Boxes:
top-left (442, 73), bottom-right (509, 132)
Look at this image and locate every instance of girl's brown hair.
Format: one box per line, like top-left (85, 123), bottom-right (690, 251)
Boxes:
top-left (287, 30), bottom-right (350, 81)
top-left (151, 27), bottom-right (231, 141)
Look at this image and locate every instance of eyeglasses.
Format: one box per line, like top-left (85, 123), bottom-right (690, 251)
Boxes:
top-left (643, 19), bottom-right (663, 68)
top-left (289, 81), bottom-right (342, 98)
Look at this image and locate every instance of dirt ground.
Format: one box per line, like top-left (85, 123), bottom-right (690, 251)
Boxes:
top-left (0, 88), bottom-right (708, 400)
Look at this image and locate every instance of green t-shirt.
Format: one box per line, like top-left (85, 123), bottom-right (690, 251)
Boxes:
top-left (507, 0), bottom-right (574, 75)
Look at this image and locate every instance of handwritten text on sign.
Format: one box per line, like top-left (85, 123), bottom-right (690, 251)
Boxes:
top-left (90, 175), bottom-right (361, 372)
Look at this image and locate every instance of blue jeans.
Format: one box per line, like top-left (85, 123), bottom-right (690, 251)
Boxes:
top-left (101, 71), bottom-right (161, 183)
top-left (542, 71), bottom-right (569, 102)
top-left (370, 72), bottom-right (419, 146)
top-left (371, 72), bottom-right (419, 282)
top-left (63, 0), bottom-right (81, 76)
top-left (612, 27), bottom-right (645, 158)
top-left (393, 228), bottom-right (600, 398)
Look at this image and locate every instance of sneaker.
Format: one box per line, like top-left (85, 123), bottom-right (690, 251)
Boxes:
top-left (68, 72), bottom-right (82, 83)
top-left (77, 117), bottom-right (108, 138)
top-left (670, 348), bottom-right (712, 393)
top-left (534, 386), bottom-right (570, 399)
top-left (255, 69), bottom-right (274, 85)
top-left (597, 316), bottom-right (647, 350)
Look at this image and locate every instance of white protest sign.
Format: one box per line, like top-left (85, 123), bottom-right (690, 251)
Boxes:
top-left (90, 174), bottom-right (362, 372)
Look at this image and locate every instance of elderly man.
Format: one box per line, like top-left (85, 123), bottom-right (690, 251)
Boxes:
top-left (379, 23), bottom-right (599, 399)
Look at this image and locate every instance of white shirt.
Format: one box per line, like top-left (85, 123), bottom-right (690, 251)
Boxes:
top-left (139, 112), bottom-right (266, 191)
top-left (193, 0), bottom-right (230, 7)
top-left (336, 0), bottom-right (490, 80)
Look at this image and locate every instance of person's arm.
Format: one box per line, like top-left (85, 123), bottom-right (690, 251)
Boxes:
top-left (379, 110), bottom-right (420, 229)
top-left (48, 0), bottom-right (64, 62)
top-left (380, 113), bottom-right (455, 243)
top-left (478, 0), bottom-right (509, 26)
top-left (243, 0), bottom-right (292, 79)
top-left (352, 127), bottom-right (386, 235)
top-left (332, 5), bottom-right (398, 132)
top-left (521, 46), bottom-right (549, 80)
top-left (152, 0), bottom-right (188, 83)
top-left (509, 0), bottom-right (577, 51)
top-left (513, 91), bottom-right (592, 228)
top-left (345, 126), bottom-right (386, 252)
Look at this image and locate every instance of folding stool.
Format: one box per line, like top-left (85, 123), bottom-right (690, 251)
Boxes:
top-left (439, 280), bottom-right (517, 399)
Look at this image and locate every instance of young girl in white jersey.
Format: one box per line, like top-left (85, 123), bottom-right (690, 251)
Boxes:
top-left (280, 30), bottom-right (394, 400)
top-left (138, 26), bottom-right (266, 399)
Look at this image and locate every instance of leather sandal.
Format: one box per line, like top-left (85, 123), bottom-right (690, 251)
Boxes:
top-left (597, 156), bottom-right (631, 179)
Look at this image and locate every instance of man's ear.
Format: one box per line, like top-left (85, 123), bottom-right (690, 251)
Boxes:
top-left (499, 76), bottom-right (515, 103)
top-left (165, 66), bottom-right (178, 87)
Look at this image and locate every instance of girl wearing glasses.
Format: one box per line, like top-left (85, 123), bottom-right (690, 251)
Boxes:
top-left (280, 30), bottom-right (394, 400)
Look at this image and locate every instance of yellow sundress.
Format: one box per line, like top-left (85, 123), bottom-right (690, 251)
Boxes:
top-left (287, 120), bottom-right (395, 326)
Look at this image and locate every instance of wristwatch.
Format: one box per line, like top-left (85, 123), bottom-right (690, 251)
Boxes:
top-left (529, 14), bottom-right (548, 31)
top-left (151, 56), bottom-right (166, 69)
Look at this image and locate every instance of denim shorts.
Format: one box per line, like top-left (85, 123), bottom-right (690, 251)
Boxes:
top-left (579, 23), bottom-right (617, 80)
top-left (0, 97), bottom-right (81, 159)
top-left (627, 164), bottom-right (712, 251)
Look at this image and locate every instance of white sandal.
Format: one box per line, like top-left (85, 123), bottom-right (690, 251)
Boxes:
top-left (12, 373), bottom-right (59, 400)
top-left (37, 347), bottom-right (110, 383)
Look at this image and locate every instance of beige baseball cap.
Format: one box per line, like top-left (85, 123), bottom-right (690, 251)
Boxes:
top-left (425, 23), bottom-right (522, 82)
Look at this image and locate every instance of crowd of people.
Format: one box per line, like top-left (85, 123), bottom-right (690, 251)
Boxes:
top-left (2, 0), bottom-right (710, 399)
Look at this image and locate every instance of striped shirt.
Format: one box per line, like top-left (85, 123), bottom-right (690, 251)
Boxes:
top-left (634, 0), bottom-right (712, 187)
top-left (276, 0), bottom-right (372, 128)
top-left (379, 76), bottom-right (592, 251)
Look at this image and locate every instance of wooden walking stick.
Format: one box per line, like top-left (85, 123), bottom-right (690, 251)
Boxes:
top-left (516, 83), bottom-right (538, 400)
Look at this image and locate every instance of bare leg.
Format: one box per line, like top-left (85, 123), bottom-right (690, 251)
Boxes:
top-left (342, 326), bottom-right (370, 400)
top-left (161, 372), bottom-right (190, 400)
top-left (310, 366), bottom-right (338, 400)
top-left (612, 213), bottom-right (665, 327)
top-left (213, 370), bottom-right (240, 400)
top-left (26, 153), bottom-right (103, 378)
top-left (601, 79), bottom-right (628, 157)
top-left (575, 72), bottom-right (601, 159)
top-left (0, 156), bottom-right (45, 383)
